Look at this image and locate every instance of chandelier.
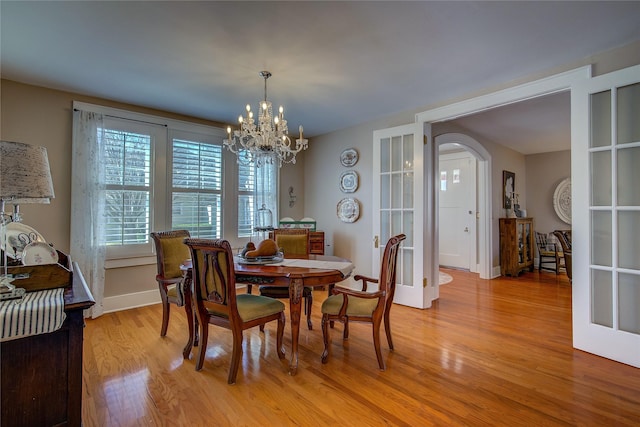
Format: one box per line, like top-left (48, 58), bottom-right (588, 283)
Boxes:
top-left (224, 71), bottom-right (308, 167)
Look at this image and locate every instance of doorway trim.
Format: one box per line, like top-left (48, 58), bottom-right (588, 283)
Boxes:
top-left (416, 66), bottom-right (591, 280)
top-left (436, 133), bottom-right (491, 278)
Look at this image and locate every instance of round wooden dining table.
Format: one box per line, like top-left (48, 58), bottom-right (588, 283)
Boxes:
top-left (181, 254), bottom-right (352, 375)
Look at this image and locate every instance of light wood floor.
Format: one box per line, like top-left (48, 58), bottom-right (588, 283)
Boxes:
top-left (82, 269), bottom-right (640, 426)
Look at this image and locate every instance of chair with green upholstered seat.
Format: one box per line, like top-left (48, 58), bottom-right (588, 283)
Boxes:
top-left (184, 238), bottom-right (285, 384)
top-left (150, 230), bottom-right (191, 337)
top-left (259, 228), bottom-right (314, 330)
top-left (321, 234), bottom-right (406, 371)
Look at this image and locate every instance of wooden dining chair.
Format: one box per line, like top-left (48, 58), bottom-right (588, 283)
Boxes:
top-left (150, 229), bottom-right (191, 337)
top-left (184, 238), bottom-right (286, 384)
top-left (553, 230), bottom-right (572, 282)
top-left (259, 228), bottom-right (315, 330)
top-left (321, 233), bottom-right (406, 371)
top-left (535, 231), bottom-right (563, 274)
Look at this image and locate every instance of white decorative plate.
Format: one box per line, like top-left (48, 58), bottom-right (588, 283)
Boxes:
top-left (337, 197), bottom-right (360, 223)
top-left (21, 241), bottom-right (58, 266)
top-left (339, 170), bottom-right (359, 193)
top-left (553, 177), bottom-right (572, 224)
top-left (340, 148), bottom-right (359, 167)
top-left (1, 222), bottom-right (46, 259)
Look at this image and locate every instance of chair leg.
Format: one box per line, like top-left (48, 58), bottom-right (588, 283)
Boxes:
top-left (195, 318), bottom-right (208, 372)
top-left (384, 309), bottom-right (394, 350)
top-left (276, 312), bottom-right (286, 359)
top-left (306, 293), bottom-right (313, 330)
top-left (228, 327), bottom-right (243, 385)
top-left (372, 320), bottom-right (385, 371)
top-left (343, 319), bottom-right (349, 340)
top-left (321, 315), bottom-right (331, 364)
top-left (246, 284), bottom-right (252, 294)
top-left (160, 298), bottom-right (170, 337)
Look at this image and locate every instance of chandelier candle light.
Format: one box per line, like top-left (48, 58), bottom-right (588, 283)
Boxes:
top-left (224, 71), bottom-right (308, 167)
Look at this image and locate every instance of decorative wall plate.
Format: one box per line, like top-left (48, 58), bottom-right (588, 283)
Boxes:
top-left (1, 222), bottom-right (46, 259)
top-left (340, 148), bottom-right (359, 167)
top-left (337, 197), bottom-right (360, 223)
top-left (553, 177), bottom-right (572, 224)
top-left (339, 170), bottom-right (359, 193)
top-left (21, 241), bottom-right (59, 266)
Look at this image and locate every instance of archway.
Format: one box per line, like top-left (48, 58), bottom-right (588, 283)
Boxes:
top-left (434, 133), bottom-right (492, 279)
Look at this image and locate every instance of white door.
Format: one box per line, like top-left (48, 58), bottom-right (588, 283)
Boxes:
top-left (439, 152), bottom-right (476, 270)
top-left (373, 123), bottom-right (434, 309)
top-left (572, 64), bottom-right (640, 367)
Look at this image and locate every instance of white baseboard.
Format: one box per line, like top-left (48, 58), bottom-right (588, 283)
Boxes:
top-left (103, 289), bottom-right (161, 313)
top-left (491, 266), bottom-right (502, 278)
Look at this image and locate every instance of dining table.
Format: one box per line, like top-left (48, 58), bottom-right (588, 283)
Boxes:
top-left (181, 254), bottom-right (353, 375)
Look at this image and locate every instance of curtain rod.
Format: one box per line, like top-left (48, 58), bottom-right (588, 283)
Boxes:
top-left (73, 108), bottom-right (168, 127)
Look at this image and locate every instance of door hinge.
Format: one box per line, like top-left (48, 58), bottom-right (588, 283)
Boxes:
top-left (374, 235), bottom-right (379, 248)
top-left (423, 277), bottom-right (428, 288)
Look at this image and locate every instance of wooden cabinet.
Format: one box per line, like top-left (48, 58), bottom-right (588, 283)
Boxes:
top-left (500, 218), bottom-right (534, 277)
top-left (309, 231), bottom-right (325, 255)
top-left (1, 258), bottom-right (94, 427)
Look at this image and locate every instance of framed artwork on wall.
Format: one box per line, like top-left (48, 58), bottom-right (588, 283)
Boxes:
top-left (503, 170), bottom-right (515, 209)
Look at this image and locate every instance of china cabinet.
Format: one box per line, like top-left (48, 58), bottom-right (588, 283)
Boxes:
top-left (499, 218), bottom-right (534, 277)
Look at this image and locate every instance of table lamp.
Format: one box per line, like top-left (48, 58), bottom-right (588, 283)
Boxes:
top-left (0, 140), bottom-right (55, 290)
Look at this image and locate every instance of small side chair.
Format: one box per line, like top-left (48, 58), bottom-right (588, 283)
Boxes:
top-left (534, 231), bottom-right (563, 274)
top-left (150, 229), bottom-right (191, 337)
top-left (321, 233), bottom-right (406, 371)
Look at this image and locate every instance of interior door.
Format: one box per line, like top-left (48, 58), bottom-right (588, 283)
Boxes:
top-left (439, 151), bottom-right (476, 270)
top-left (373, 123), bottom-right (432, 308)
top-left (572, 64), bottom-right (640, 367)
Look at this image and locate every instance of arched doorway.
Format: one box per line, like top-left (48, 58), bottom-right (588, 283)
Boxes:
top-left (434, 133), bottom-right (492, 279)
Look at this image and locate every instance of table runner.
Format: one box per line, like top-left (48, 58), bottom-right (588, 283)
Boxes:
top-left (0, 288), bottom-right (66, 342)
top-left (270, 259), bottom-right (355, 278)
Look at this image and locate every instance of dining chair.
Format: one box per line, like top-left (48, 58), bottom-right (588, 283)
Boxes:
top-left (184, 238), bottom-right (286, 384)
top-left (321, 233), bottom-right (406, 371)
top-left (259, 228), bottom-right (315, 330)
top-left (553, 230), bottom-right (572, 282)
top-left (150, 229), bottom-right (191, 337)
top-left (534, 231), bottom-right (563, 274)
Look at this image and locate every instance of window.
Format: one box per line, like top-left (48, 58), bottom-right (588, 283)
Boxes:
top-left (171, 138), bottom-right (222, 239)
top-left (104, 128), bottom-right (152, 246)
top-left (78, 101), bottom-right (277, 262)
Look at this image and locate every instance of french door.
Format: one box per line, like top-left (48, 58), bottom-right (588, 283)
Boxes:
top-left (572, 64), bottom-right (640, 367)
top-left (373, 123), bottom-right (435, 308)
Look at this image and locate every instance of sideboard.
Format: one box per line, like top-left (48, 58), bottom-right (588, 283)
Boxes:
top-left (1, 255), bottom-right (95, 427)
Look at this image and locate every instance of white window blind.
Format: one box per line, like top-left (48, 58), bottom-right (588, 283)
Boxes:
top-left (171, 138), bottom-right (222, 239)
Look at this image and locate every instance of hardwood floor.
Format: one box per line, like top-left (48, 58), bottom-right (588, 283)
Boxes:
top-left (82, 270), bottom-right (640, 426)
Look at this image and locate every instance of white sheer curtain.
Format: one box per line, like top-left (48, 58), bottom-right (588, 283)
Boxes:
top-left (71, 109), bottom-right (106, 318)
top-left (254, 153), bottom-right (278, 229)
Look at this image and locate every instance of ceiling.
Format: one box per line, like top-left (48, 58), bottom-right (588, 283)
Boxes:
top-left (2, 1), bottom-right (639, 155)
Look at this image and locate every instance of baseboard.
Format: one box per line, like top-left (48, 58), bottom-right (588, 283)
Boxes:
top-left (103, 289), bottom-right (161, 313)
top-left (491, 266), bottom-right (502, 278)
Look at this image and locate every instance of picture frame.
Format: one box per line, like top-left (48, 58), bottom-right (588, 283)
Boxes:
top-left (503, 170), bottom-right (515, 209)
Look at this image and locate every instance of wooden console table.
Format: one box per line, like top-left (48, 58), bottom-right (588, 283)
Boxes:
top-left (1, 258), bottom-right (95, 427)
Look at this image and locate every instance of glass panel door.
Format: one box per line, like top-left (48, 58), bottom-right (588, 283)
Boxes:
top-left (373, 123), bottom-right (426, 308)
top-left (574, 65), bottom-right (640, 367)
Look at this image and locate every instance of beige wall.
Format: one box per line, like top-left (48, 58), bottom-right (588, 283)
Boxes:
top-left (525, 150), bottom-right (572, 234)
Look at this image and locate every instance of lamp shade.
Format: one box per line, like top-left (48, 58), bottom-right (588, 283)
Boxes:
top-left (0, 140), bottom-right (55, 202)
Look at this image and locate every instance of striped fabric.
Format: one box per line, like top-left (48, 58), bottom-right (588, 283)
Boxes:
top-left (0, 288), bottom-right (66, 342)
